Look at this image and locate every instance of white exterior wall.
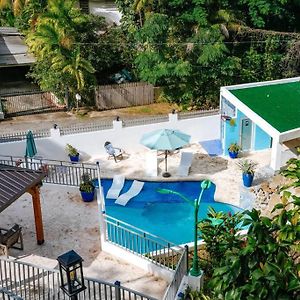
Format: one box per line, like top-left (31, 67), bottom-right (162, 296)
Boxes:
top-left (221, 77), bottom-right (300, 171)
top-left (0, 114), bottom-right (220, 161)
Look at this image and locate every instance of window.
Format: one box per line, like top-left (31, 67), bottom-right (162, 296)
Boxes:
top-left (221, 97), bottom-right (236, 118)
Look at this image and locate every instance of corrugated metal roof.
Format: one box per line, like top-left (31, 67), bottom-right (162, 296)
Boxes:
top-left (0, 164), bottom-right (45, 213)
top-left (0, 27), bottom-right (19, 36)
top-left (0, 27), bottom-right (35, 67)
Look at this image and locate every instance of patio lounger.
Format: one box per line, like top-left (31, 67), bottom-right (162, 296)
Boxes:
top-left (106, 175), bottom-right (125, 199)
top-left (145, 150), bottom-right (157, 177)
top-left (177, 152), bottom-right (193, 176)
top-left (104, 141), bottom-right (124, 163)
top-left (115, 180), bottom-right (144, 206)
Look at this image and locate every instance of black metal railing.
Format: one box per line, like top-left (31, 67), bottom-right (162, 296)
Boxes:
top-left (0, 257), bottom-right (157, 300)
top-left (0, 155), bottom-right (97, 186)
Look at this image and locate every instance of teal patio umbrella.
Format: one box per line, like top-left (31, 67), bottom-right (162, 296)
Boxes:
top-left (25, 130), bottom-right (37, 158)
top-left (140, 129), bottom-right (191, 177)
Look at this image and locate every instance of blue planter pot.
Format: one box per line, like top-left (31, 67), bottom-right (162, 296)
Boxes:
top-left (69, 154), bottom-right (79, 163)
top-left (80, 190), bottom-right (95, 202)
top-left (243, 173), bottom-right (254, 187)
top-left (228, 151), bottom-right (238, 159)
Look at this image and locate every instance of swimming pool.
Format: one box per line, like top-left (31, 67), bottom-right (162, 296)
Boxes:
top-left (100, 179), bottom-right (242, 245)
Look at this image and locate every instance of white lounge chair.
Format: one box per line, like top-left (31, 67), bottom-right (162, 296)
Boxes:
top-left (177, 152), bottom-right (193, 176)
top-left (115, 180), bottom-right (144, 206)
top-left (106, 175), bottom-right (125, 199)
top-left (145, 150), bottom-right (157, 177)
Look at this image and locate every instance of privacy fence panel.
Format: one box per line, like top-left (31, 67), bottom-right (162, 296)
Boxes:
top-left (0, 91), bottom-right (65, 116)
top-left (95, 83), bottom-right (154, 110)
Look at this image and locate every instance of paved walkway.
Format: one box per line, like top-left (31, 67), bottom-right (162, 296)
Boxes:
top-left (0, 145), bottom-right (272, 298)
top-left (0, 185), bottom-right (167, 299)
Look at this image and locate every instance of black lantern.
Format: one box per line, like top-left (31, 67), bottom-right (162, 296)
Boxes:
top-left (57, 250), bottom-right (86, 299)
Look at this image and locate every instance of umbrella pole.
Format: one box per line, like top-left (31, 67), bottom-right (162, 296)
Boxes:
top-left (165, 150), bottom-right (167, 172)
top-left (163, 150), bottom-right (171, 177)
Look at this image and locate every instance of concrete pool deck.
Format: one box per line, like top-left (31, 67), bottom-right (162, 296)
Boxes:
top-left (0, 144), bottom-right (272, 298)
top-left (90, 143), bottom-right (272, 206)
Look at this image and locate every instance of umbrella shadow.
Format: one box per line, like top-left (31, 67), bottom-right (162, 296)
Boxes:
top-left (191, 153), bottom-right (228, 175)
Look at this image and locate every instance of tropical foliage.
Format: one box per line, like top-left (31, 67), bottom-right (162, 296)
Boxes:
top-left (116, 0), bottom-right (300, 108)
top-left (1, 0), bottom-right (300, 108)
top-left (1, 0), bottom-right (129, 107)
top-left (24, 0), bottom-right (95, 106)
top-left (198, 158), bottom-right (300, 299)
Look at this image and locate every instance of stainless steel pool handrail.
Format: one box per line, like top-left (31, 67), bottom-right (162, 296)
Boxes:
top-left (105, 215), bottom-right (182, 250)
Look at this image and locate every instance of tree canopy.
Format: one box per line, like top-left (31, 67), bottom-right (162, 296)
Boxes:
top-left (1, 0), bottom-right (300, 108)
top-left (116, 0), bottom-right (300, 108)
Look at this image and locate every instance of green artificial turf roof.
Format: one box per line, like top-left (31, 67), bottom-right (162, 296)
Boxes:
top-left (230, 81), bottom-right (300, 133)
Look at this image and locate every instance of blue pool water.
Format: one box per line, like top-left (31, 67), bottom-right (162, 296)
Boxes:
top-left (100, 179), bottom-right (242, 245)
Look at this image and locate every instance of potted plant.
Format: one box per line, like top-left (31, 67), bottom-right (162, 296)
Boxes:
top-left (236, 159), bottom-right (258, 187)
top-left (228, 143), bottom-right (241, 159)
top-left (65, 144), bottom-right (79, 162)
top-left (79, 173), bottom-right (95, 202)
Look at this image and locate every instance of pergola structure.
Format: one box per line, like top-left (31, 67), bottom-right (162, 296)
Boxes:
top-left (0, 164), bottom-right (46, 245)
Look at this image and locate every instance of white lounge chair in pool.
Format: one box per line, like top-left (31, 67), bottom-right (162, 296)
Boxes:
top-left (106, 175), bottom-right (125, 199)
top-left (145, 150), bottom-right (157, 177)
top-left (115, 180), bottom-right (144, 206)
top-left (177, 152), bottom-right (193, 176)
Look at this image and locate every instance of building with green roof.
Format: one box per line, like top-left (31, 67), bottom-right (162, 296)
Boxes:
top-left (220, 77), bottom-right (300, 170)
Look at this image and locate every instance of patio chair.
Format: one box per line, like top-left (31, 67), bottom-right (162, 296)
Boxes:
top-left (115, 180), bottom-right (144, 206)
top-left (104, 141), bottom-right (124, 163)
top-left (106, 175), bottom-right (125, 199)
top-left (0, 224), bottom-right (24, 255)
top-left (177, 152), bottom-right (193, 176)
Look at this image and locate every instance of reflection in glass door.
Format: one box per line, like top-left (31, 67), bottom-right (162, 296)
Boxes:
top-left (240, 118), bottom-right (252, 151)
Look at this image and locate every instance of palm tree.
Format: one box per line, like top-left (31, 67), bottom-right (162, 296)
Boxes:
top-left (43, 0), bottom-right (86, 30)
top-left (26, 20), bottom-right (73, 59)
top-left (133, 0), bottom-right (154, 27)
top-left (0, 0), bottom-right (29, 16)
top-left (52, 47), bottom-right (95, 91)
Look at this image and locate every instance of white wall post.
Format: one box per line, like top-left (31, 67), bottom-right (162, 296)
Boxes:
top-left (168, 112), bottom-right (178, 124)
top-left (96, 162), bottom-right (106, 250)
top-left (270, 137), bottom-right (282, 170)
top-left (50, 125), bottom-right (61, 138)
top-left (113, 120), bottom-right (123, 130)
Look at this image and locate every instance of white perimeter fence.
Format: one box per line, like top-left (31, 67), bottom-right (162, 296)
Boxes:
top-left (0, 112), bottom-right (220, 162)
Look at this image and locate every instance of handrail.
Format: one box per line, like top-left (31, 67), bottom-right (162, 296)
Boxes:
top-left (163, 246), bottom-right (189, 300)
top-left (0, 155), bottom-right (97, 187)
top-left (0, 257), bottom-right (157, 300)
top-left (0, 154), bottom-right (97, 168)
top-left (106, 215), bottom-right (182, 251)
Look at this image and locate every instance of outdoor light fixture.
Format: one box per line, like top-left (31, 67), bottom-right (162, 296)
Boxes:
top-left (75, 94), bottom-right (81, 112)
top-left (75, 93), bottom-right (81, 102)
top-left (57, 250), bottom-right (86, 299)
top-left (157, 180), bottom-right (212, 277)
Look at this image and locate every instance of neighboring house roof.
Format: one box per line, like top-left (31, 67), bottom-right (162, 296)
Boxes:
top-left (221, 77), bottom-right (300, 142)
top-left (0, 27), bottom-right (35, 67)
top-left (0, 164), bottom-right (45, 213)
top-left (230, 81), bottom-right (300, 133)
